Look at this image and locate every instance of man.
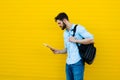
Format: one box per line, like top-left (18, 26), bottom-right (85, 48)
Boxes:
top-left (50, 12), bottom-right (94, 80)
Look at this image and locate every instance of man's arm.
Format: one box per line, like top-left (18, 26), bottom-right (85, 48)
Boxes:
top-left (50, 48), bottom-right (67, 54)
top-left (69, 37), bottom-right (94, 45)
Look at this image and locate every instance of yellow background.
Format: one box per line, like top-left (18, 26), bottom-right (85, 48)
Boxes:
top-left (0, 0), bottom-right (120, 80)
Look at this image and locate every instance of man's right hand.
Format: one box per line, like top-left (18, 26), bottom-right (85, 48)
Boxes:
top-left (43, 43), bottom-right (60, 54)
top-left (50, 48), bottom-right (60, 54)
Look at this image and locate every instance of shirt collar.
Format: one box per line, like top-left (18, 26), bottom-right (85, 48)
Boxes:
top-left (70, 24), bottom-right (75, 31)
top-left (66, 24), bottom-right (75, 32)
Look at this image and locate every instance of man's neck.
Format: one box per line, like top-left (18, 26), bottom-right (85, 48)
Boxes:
top-left (66, 23), bottom-right (73, 31)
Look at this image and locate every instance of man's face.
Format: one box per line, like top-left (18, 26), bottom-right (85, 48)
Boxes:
top-left (56, 20), bottom-right (66, 30)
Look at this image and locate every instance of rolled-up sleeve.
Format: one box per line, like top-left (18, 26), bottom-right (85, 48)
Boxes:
top-left (77, 25), bottom-right (93, 39)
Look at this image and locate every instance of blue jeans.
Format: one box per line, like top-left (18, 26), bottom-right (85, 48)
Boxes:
top-left (66, 60), bottom-right (84, 80)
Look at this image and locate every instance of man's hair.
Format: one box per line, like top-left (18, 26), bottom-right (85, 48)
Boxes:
top-left (55, 12), bottom-right (69, 22)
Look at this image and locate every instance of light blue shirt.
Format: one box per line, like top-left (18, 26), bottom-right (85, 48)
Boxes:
top-left (64, 24), bottom-right (93, 64)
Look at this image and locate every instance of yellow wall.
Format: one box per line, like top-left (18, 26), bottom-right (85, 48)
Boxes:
top-left (0, 0), bottom-right (120, 80)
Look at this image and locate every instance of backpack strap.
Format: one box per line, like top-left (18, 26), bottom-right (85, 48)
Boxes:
top-left (72, 24), bottom-right (78, 37)
top-left (73, 24), bottom-right (85, 39)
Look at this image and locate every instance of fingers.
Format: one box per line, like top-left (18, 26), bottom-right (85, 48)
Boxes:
top-left (43, 43), bottom-right (59, 54)
top-left (50, 48), bottom-right (59, 54)
top-left (43, 43), bottom-right (54, 49)
top-left (69, 37), bottom-right (76, 42)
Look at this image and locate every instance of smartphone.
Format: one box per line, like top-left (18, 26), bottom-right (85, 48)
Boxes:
top-left (43, 43), bottom-right (54, 50)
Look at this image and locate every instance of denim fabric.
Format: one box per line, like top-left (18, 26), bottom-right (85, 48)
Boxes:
top-left (66, 60), bottom-right (84, 80)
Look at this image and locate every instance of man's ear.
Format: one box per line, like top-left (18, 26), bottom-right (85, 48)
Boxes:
top-left (63, 18), bottom-right (67, 23)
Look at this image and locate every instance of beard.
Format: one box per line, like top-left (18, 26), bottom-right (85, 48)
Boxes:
top-left (62, 22), bottom-right (66, 30)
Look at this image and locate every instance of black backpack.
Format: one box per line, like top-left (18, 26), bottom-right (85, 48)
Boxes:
top-left (73, 25), bottom-right (96, 65)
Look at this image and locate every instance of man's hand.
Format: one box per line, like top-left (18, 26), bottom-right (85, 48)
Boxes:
top-left (43, 43), bottom-right (67, 54)
top-left (50, 48), bottom-right (60, 54)
top-left (43, 43), bottom-right (60, 54)
top-left (69, 37), bottom-right (76, 43)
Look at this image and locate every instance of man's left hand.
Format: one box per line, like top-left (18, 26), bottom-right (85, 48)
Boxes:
top-left (69, 37), bottom-right (76, 43)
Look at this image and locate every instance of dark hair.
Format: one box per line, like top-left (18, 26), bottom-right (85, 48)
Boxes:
top-left (55, 12), bottom-right (69, 22)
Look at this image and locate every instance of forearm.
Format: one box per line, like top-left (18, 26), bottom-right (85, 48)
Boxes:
top-left (58, 48), bottom-right (67, 54)
top-left (50, 48), bottom-right (67, 54)
top-left (75, 38), bottom-right (94, 45)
